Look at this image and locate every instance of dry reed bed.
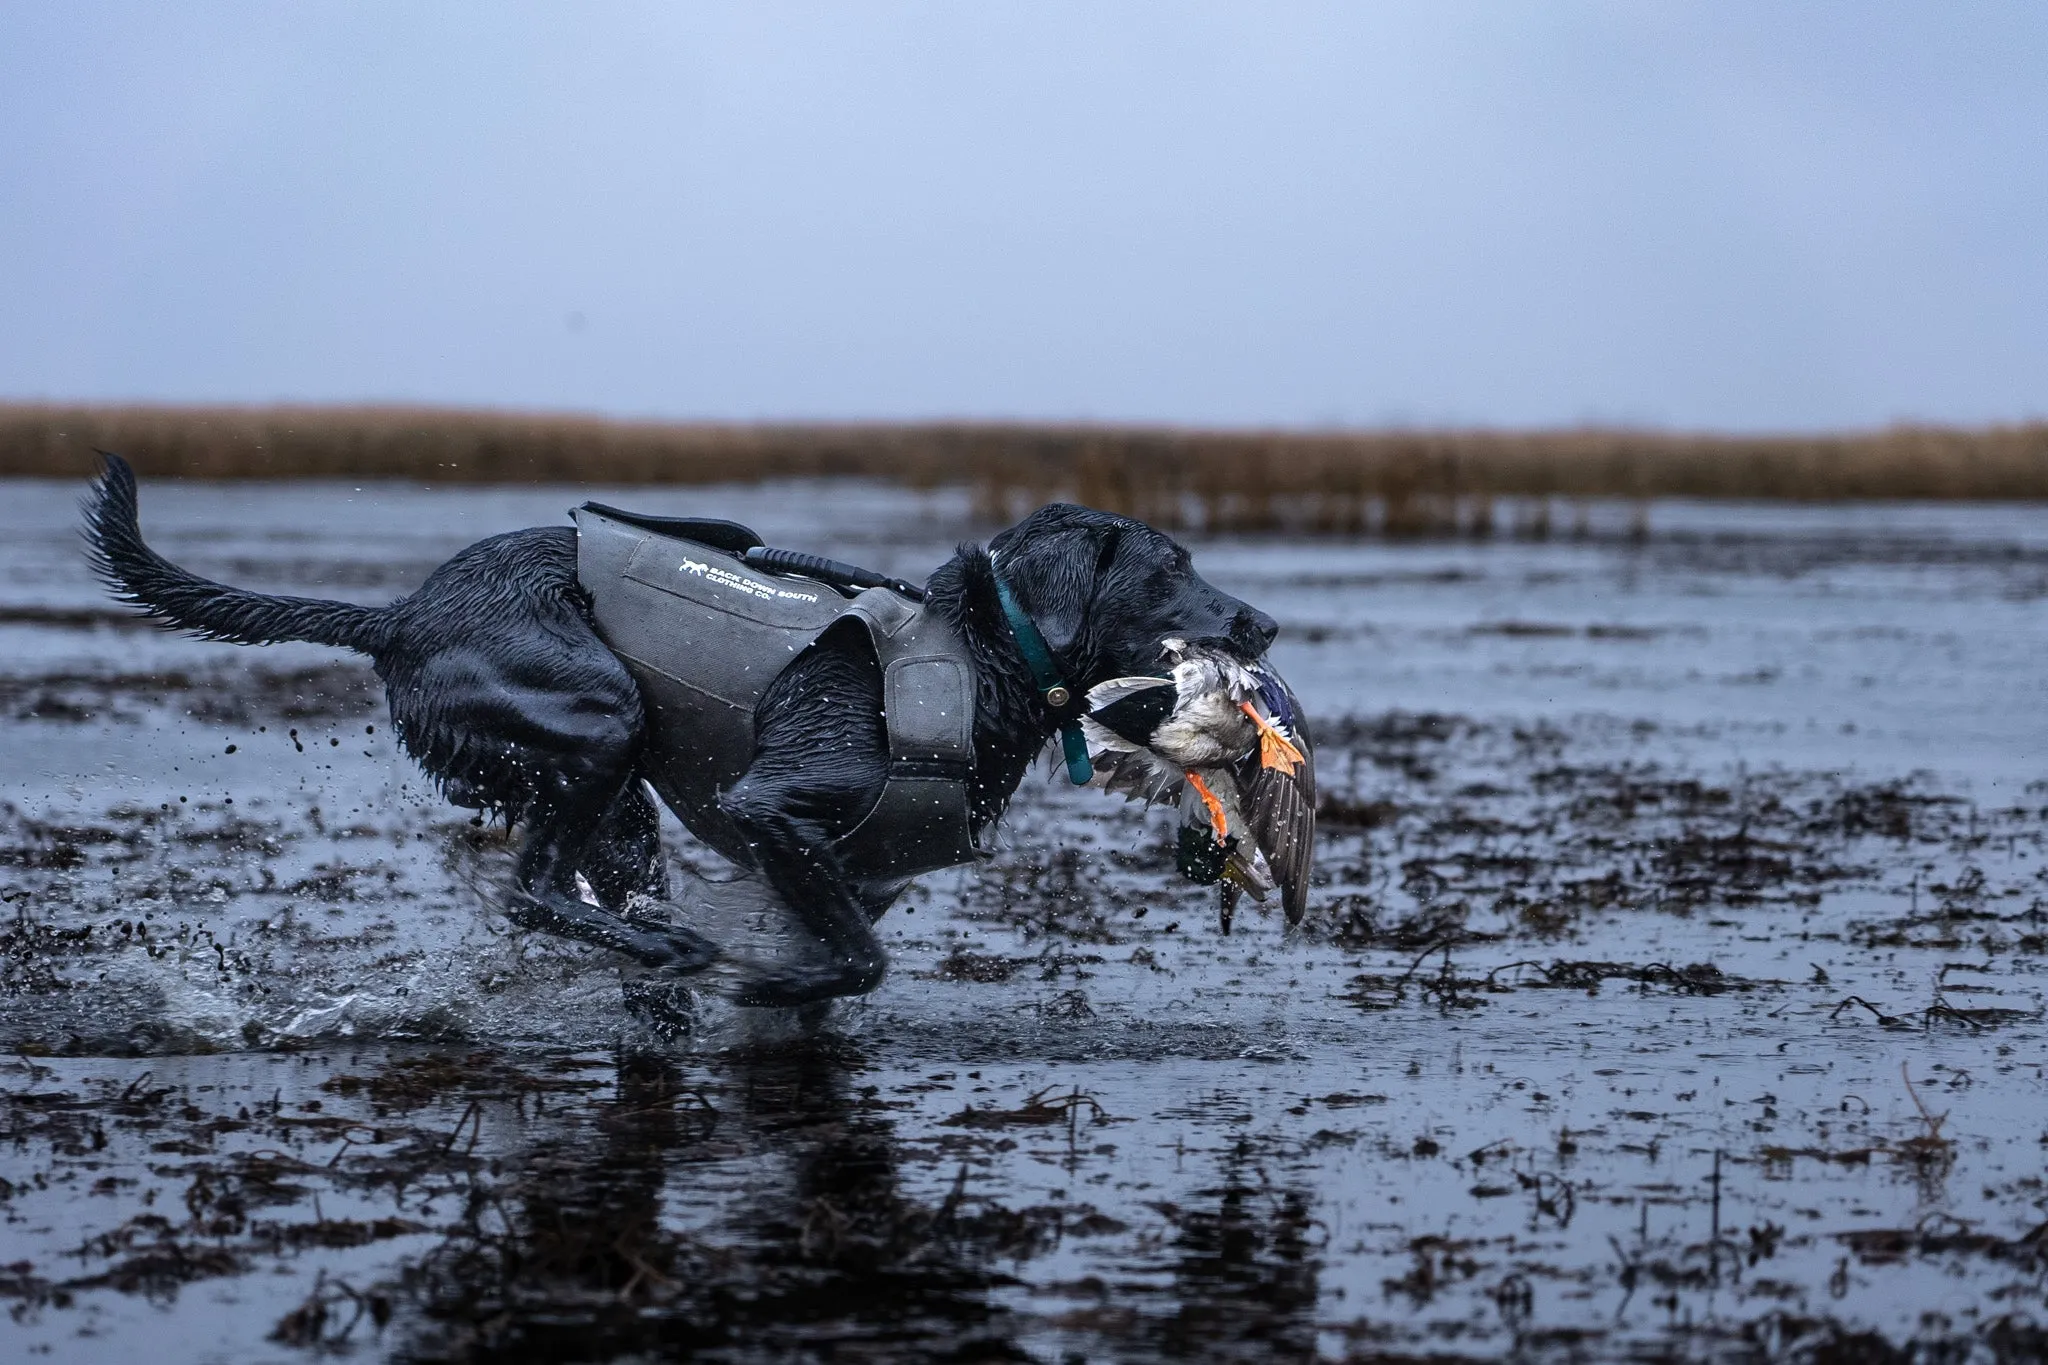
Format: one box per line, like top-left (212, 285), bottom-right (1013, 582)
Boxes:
top-left (6, 403), bottom-right (2048, 534)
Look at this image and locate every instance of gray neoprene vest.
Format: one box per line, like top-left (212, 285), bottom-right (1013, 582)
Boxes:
top-left (573, 506), bottom-right (987, 880)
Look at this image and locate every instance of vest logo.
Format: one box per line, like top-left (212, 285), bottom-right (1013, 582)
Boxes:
top-left (676, 557), bottom-right (819, 604)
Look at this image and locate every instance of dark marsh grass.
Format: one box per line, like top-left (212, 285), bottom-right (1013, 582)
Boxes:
top-left (6, 402), bottom-right (2048, 535)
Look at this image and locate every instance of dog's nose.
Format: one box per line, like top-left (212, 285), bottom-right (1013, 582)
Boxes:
top-left (1232, 607), bottom-right (1280, 654)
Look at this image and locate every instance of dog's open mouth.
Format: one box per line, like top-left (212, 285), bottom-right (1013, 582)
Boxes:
top-left (1159, 634), bottom-right (1269, 666)
top-left (1196, 636), bottom-right (1269, 662)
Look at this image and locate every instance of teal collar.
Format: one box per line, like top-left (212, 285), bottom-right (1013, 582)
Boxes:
top-left (991, 564), bottom-right (1094, 785)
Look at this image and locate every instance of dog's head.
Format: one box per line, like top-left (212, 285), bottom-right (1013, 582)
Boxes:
top-left (990, 504), bottom-right (1278, 682)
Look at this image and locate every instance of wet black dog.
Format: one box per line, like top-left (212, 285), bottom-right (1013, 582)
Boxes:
top-left (84, 454), bottom-right (1277, 1006)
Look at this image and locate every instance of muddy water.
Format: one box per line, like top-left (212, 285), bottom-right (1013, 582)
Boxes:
top-left (3, 479), bottom-right (2046, 1362)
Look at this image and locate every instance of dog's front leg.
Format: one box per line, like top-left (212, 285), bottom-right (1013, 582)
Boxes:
top-left (717, 775), bottom-right (888, 1007)
top-left (714, 631), bottom-right (894, 1008)
top-left (855, 877), bottom-right (914, 924)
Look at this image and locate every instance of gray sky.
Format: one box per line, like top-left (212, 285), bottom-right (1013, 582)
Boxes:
top-left (2, 2), bottom-right (2043, 431)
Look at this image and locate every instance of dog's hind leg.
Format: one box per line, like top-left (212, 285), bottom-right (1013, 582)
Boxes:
top-left (510, 788), bottom-right (716, 972)
top-left (580, 779), bottom-right (669, 912)
top-left (579, 783), bottom-right (703, 1038)
top-left (357, 534), bottom-right (713, 973)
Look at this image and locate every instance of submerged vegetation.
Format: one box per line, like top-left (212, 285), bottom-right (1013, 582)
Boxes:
top-left (6, 402), bottom-right (2048, 534)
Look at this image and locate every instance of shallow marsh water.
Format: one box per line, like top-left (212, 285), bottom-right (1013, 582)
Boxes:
top-left (2, 478), bottom-right (2046, 1362)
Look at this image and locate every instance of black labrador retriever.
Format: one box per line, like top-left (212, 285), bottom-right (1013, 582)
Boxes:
top-left (83, 455), bottom-right (1278, 1006)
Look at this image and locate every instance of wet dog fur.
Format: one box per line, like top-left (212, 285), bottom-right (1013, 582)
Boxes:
top-left (83, 454), bottom-right (1278, 1007)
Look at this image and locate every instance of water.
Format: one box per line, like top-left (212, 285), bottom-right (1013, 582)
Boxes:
top-left (3, 478), bottom-right (2046, 1361)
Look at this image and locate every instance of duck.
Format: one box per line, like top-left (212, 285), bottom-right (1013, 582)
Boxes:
top-left (1081, 639), bottom-right (1315, 932)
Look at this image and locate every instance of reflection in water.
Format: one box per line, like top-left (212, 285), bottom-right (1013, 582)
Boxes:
top-left (391, 1043), bottom-right (1037, 1362)
top-left (715, 1042), bottom-right (1033, 1360)
top-left (1120, 1142), bottom-right (1324, 1363)
top-left (395, 1048), bottom-right (696, 1359)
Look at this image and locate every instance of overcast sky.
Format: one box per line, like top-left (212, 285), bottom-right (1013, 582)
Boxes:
top-left (2, 3), bottom-right (2043, 431)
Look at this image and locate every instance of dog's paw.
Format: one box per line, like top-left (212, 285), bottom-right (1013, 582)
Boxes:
top-left (670, 951), bottom-right (845, 1012)
top-left (648, 923), bottom-right (721, 974)
top-left (721, 960), bottom-right (883, 1010)
top-left (675, 950), bottom-right (768, 1000)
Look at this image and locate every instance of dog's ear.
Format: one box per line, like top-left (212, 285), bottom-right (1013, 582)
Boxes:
top-left (992, 507), bottom-right (1127, 657)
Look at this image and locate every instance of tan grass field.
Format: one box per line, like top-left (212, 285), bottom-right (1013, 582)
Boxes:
top-left (5, 401), bottom-right (2047, 534)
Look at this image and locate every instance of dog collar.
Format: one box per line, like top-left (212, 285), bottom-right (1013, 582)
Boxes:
top-left (990, 562), bottom-right (1094, 785)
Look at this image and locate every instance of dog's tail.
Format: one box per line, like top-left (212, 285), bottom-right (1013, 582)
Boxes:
top-left (83, 452), bottom-right (393, 655)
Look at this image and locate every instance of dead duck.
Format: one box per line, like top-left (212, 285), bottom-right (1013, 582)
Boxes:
top-left (1081, 639), bottom-right (1315, 931)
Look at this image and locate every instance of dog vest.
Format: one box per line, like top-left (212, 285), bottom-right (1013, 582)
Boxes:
top-left (572, 505), bottom-right (986, 880)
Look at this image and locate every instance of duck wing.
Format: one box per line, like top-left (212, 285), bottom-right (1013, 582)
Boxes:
top-left (1238, 667), bottom-right (1316, 925)
top-left (1082, 677), bottom-right (1184, 803)
top-left (1085, 675), bottom-right (1179, 745)
top-left (1084, 724), bottom-right (1184, 804)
